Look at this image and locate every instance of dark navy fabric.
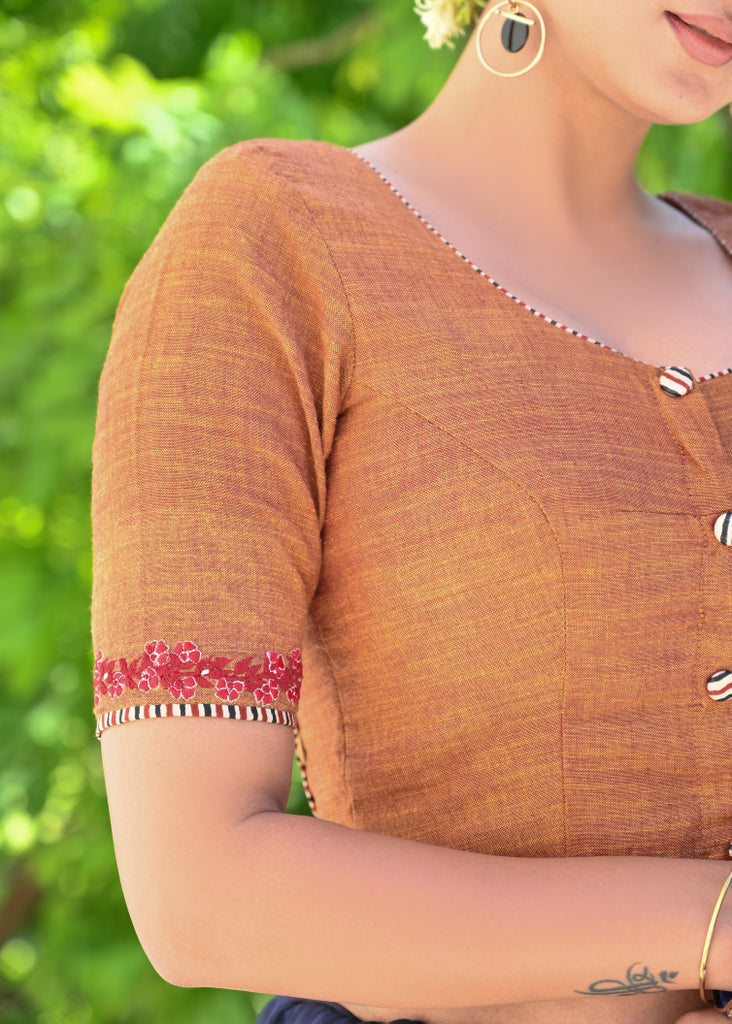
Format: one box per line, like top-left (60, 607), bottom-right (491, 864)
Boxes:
top-left (256, 996), bottom-right (421, 1024)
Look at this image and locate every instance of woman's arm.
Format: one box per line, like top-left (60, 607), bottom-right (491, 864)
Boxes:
top-left (100, 716), bottom-right (732, 1008)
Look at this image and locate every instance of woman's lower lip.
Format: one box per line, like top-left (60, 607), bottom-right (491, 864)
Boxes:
top-left (666, 11), bottom-right (732, 66)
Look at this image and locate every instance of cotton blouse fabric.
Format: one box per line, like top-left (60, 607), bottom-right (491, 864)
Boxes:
top-left (91, 137), bottom-right (732, 861)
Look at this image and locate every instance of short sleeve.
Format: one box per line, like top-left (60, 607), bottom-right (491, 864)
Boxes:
top-left (91, 140), bottom-right (354, 739)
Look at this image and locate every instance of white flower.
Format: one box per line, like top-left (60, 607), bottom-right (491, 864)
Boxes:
top-left (414, 0), bottom-right (465, 49)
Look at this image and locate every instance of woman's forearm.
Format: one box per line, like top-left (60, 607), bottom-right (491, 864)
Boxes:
top-left (158, 810), bottom-right (732, 1007)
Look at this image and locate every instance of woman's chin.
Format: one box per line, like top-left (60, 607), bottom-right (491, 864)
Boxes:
top-left (646, 70), bottom-right (732, 125)
top-left (619, 81), bottom-right (731, 128)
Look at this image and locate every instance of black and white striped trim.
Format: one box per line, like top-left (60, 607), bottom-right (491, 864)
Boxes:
top-left (95, 703), bottom-right (296, 739)
top-left (698, 367), bottom-right (732, 382)
top-left (353, 153), bottom-right (732, 385)
top-left (293, 725), bottom-right (317, 813)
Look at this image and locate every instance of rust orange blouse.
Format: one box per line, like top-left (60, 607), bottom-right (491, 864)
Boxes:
top-left (91, 137), bottom-right (732, 860)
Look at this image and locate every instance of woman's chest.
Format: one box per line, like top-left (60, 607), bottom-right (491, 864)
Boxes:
top-left (510, 253), bottom-right (732, 380)
top-left (303, 303), bottom-right (732, 859)
top-left (427, 201), bottom-right (732, 382)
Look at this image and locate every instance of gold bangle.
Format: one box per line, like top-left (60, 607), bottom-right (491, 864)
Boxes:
top-left (700, 872), bottom-right (732, 1004)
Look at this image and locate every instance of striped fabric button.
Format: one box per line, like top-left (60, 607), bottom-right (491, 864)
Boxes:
top-left (714, 513), bottom-right (732, 545)
top-left (707, 670), bottom-right (732, 702)
top-left (659, 366), bottom-right (694, 396)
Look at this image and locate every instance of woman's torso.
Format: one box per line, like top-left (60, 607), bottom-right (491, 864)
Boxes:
top-left (293, 138), bottom-right (732, 862)
top-left (331, 144), bottom-right (732, 1024)
top-left (302, 141), bottom-right (732, 1024)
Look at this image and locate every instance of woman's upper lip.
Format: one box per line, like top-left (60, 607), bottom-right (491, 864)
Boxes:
top-left (670, 11), bottom-right (732, 44)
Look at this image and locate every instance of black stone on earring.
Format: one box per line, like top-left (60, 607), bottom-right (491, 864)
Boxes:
top-left (501, 16), bottom-right (530, 52)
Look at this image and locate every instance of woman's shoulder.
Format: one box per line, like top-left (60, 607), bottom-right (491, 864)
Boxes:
top-left (155, 136), bottom-right (411, 272)
top-left (187, 136), bottom-right (383, 217)
top-left (131, 136), bottom-right (401, 304)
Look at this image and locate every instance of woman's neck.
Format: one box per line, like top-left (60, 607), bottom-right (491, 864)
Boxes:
top-left (366, 31), bottom-right (662, 247)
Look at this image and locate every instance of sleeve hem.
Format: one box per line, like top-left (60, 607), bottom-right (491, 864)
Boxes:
top-left (92, 641), bottom-right (302, 738)
top-left (95, 702), bottom-right (297, 740)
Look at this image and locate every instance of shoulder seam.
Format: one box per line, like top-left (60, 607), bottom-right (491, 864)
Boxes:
top-left (195, 139), bottom-right (358, 406)
top-left (234, 139), bottom-right (358, 399)
top-left (271, 150), bottom-right (358, 403)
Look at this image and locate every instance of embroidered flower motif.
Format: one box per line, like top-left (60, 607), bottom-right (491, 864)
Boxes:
top-left (266, 651), bottom-right (286, 679)
top-left (215, 678), bottom-right (244, 702)
top-left (95, 652), bottom-right (136, 700)
top-left (172, 640), bottom-right (202, 666)
top-left (93, 650), bottom-right (111, 705)
top-left (165, 676), bottom-right (196, 701)
top-left (253, 679), bottom-right (279, 706)
top-left (137, 666), bottom-right (160, 692)
top-left (107, 672), bottom-right (127, 699)
top-left (414, 0), bottom-right (485, 48)
top-left (94, 642), bottom-right (303, 708)
top-left (285, 682), bottom-right (301, 704)
top-left (284, 648), bottom-right (303, 705)
top-left (145, 639), bottom-right (171, 668)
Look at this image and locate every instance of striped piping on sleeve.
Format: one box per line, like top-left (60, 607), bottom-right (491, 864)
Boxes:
top-left (96, 702), bottom-right (297, 739)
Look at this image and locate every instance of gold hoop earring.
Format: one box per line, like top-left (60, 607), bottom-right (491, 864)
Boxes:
top-left (476, 1), bottom-right (547, 78)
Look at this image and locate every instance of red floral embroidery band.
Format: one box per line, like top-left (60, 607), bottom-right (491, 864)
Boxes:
top-left (93, 640), bottom-right (302, 738)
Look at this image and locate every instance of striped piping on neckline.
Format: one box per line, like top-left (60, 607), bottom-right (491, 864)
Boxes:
top-left (352, 153), bottom-right (732, 386)
top-left (95, 702), bottom-right (296, 739)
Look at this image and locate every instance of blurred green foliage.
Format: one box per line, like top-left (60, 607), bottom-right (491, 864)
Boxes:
top-left (0, 0), bottom-right (731, 1020)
